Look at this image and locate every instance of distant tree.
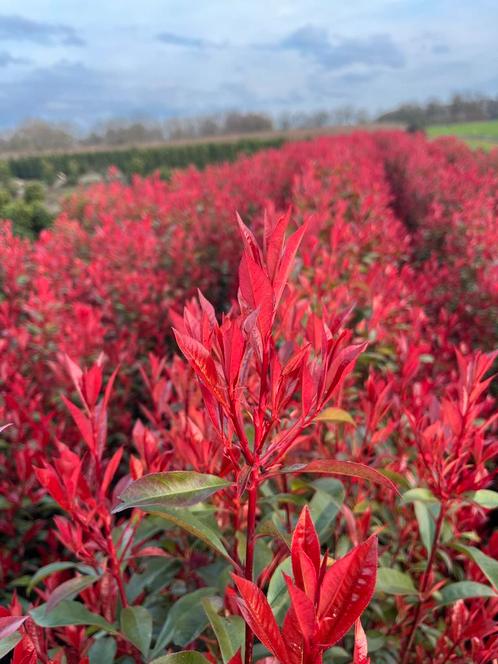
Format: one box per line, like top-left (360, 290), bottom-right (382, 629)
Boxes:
top-left (223, 111), bottom-right (274, 134)
top-left (3, 119), bottom-right (76, 153)
top-left (378, 92), bottom-right (498, 126)
top-left (97, 120), bottom-right (164, 146)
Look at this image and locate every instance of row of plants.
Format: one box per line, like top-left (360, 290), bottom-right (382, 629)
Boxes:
top-left (0, 132), bottom-right (497, 663)
top-left (3, 137), bottom-right (285, 184)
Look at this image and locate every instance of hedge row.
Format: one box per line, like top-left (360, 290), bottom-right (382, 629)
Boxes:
top-left (3, 136), bottom-right (286, 182)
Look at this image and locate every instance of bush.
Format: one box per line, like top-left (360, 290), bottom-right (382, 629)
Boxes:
top-left (0, 132), bottom-right (497, 663)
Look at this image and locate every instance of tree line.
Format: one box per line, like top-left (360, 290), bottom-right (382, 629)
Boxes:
top-left (378, 92), bottom-right (498, 129)
top-left (0, 107), bottom-right (370, 155)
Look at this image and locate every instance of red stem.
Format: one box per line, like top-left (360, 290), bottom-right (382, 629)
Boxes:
top-left (400, 503), bottom-right (446, 664)
top-left (106, 524), bottom-right (129, 608)
top-left (244, 479), bottom-right (258, 664)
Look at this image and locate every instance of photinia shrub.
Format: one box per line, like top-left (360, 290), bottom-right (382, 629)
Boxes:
top-left (0, 132), bottom-right (497, 663)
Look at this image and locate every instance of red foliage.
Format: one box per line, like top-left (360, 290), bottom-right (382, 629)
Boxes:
top-left (0, 132), bottom-right (497, 663)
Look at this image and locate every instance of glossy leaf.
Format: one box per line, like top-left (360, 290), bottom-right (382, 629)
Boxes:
top-left (155, 508), bottom-right (236, 565)
top-left (203, 597), bottom-right (244, 664)
top-left (120, 606), bottom-right (152, 657)
top-left (284, 574), bottom-right (316, 641)
top-left (153, 588), bottom-right (216, 653)
top-left (28, 562), bottom-right (80, 593)
top-left (30, 601), bottom-right (116, 632)
top-left (113, 471), bottom-right (231, 512)
top-left (437, 581), bottom-right (497, 606)
top-left (282, 460), bottom-right (399, 494)
top-left (466, 489), bottom-right (498, 509)
top-left (375, 568), bottom-right (417, 595)
top-left (458, 544), bottom-right (498, 589)
top-left (317, 536), bottom-right (378, 646)
top-left (291, 506), bottom-right (321, 590)
top-left (268, 557), bottom-right (293, 622)
top-left (414, 501), bottom-right (437, 558)
top-left (232, 574), bottom-right (289, 662)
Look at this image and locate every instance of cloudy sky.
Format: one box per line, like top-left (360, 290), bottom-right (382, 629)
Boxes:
top-left (0, 0), bottom-right (497, 129)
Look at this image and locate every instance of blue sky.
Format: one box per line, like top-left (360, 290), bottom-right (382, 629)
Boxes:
top-left (0, 0), bottom-right (497, 129)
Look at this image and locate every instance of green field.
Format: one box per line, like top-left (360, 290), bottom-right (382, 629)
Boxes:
top-left (427, 119), bottom-right (498, 149)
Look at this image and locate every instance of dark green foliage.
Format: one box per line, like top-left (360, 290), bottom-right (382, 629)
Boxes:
top-left (4, 136), bottom-right (285, 183)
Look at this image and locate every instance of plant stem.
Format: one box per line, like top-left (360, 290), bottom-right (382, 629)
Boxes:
top-left (400, 503), bottom-right (446, 664)
top-left (282, 474), bottom-right (292, 533)
top-left (244, 479), bottom-right (258, 664)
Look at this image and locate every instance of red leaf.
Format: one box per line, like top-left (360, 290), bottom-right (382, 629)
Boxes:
top-left (101, 447), bottom-right (124, 496)
top-left (238, 251), bottom-right (274, 339)
top-left (264, 210), bottom-right (289, 280)
top-left (12, 636), bottom-right (37, 664)
top-left (298, 548), bottom-right (318, 601)
top-left (64, 354), bottom-right (83, 397)
top-left (232, 574), bottom-right (288, 663)
top-left (291, 506), bottom-right (320, 591)
top-left (284, 574), bottom-right (316, 643)
top-left (173, 330), bottom-right (227, 407)
top-left (102, 364), bottom-right (119, 412)
top-left (227, 650), bottom-right (243, 664)
top-left (33, 466), bottom-right (67, 508)
top-left (236, 212), bottom-right (262, 263)
top-left (281, 604), bottom-right (304, 664)
top-left (353, 619), bottom-right (370, 664)
top-left (82, 364), bottom-right (102, 409)
top-left (273, 220), bottom-right (308, 306)
top-left (61, 396), bottom-right (95, 453)
top-left (282, 460), bottom-right (399, 495)
top-left (324, 342), bottom-right (368, 401)
top-left (317, 536), bottom-right (378, 647)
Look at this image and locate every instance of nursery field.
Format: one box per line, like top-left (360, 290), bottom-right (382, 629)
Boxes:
top-left (427, 119), bottom-right (498, 150)
top-left (0, 131), bottom-right (497, 664)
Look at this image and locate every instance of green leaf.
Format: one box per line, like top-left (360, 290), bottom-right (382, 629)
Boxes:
top-left (256, 519), bottom-right (291, 549)
top-left (120, 606), bottom-right (152, 657)
top-left (30, 600), bottom-right (116, 632)
top-left (403, 488), bottom-right (439, 504)
top-left (203, 597), bottom-right (244, 663)
top-left (28, 562), bottom-right (79, 592)
top-left (149, 653), bottom-right (210, 664)
top-left (0, 633), bottom-right (22, 658)
top-left (309, 478), bottom-right (345, 541)
top-left (414, 501), bottom-right (436, 557)
top-left (152, 588), bottom-right (216, 655)
top-left (381, 469), bottom-right (410, 490)
top-left (155, 508), bottom-right (236, 566)
top-left (437, 581), bottom-right (497, 606)
top-left (268, 556), bottom-right (292, 622)
top-left (457, 544), bottom-right (498, 589)
top-left (376, 568), bottom-right (417, 595)
top-left (88, 636), bottom-right (117, 664)
top-left (465, 490), bottom-right (498, 509)
top-left (315, 407), bottom-right (356, 426)
top-left (113, 471), bottom-right (231, 513)
top-left (281, 459), bottom-right (399, 495)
